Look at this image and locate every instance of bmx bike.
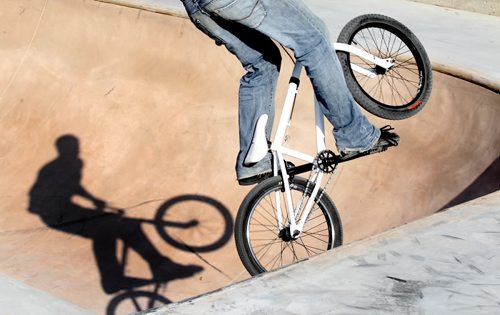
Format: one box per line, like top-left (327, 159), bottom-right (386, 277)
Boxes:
top-left (234, 14), bottom-right (433, 276)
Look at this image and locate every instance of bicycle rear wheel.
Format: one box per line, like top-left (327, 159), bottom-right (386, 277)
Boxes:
top-left (337, 14), bottom-right (432, 120)
top-left (235, 176), bottom-right (342, 276)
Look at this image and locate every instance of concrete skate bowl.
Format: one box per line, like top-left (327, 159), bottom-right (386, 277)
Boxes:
top-left (0, 0), bottom-right (498, 314)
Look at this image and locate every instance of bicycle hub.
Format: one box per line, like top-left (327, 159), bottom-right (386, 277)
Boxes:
top-left (279, 226), bottom-right (300, 242)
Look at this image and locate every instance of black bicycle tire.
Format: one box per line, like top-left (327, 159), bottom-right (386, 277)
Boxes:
top-left (235, 176), bottom-right (342, 276)
top-left (337, 14), bottom-right (433, 120)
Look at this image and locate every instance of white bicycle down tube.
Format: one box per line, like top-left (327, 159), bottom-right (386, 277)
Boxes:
top-left (295, 101), bottom-right (327, 234)
top-left (272, 76), bottom-right (301, 232)
top-left (297, 171), bottom-right (324, 231)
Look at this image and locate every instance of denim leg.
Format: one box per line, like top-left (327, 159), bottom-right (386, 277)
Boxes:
top-left (237, 57), bottom-right (279, 178)
top-left (197, 0), bottom-right (380, 152)
top-left (182, 0), bottom-right (280, 178)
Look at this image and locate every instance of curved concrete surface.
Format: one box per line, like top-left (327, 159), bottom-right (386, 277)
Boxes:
top-left (153, 192), bottom-right (500, 315)
top-left (98, 0), bottom-right (500, 92)
top-left (0, 0), bottom-right (498, 314)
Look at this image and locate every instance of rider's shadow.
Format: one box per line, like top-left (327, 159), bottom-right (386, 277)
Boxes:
top-left (27, 135), bottom-right (203, 294)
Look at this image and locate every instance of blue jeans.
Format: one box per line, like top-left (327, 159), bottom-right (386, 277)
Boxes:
top-left (181, 0), bottom-right (380, 179)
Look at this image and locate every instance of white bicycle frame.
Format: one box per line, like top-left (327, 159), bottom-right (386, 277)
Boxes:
top-left (248, 44), bottom-right (394, 239)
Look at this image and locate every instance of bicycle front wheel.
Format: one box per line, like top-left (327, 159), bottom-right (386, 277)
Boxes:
top-left (235, 176), bottom-right (342, 276)
top-left (337, 14), bottom-right (432, 120)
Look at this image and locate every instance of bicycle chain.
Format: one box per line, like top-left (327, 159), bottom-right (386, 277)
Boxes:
top-left (316, 171), bottom-right (335, 203)
top-left (317, 150), bottom-right (337, 202)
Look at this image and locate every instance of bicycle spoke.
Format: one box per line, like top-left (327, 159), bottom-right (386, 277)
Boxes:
top-left (388, 71), bottom-right (418, 101)
top-left (380, 72), bottom-right (410, 104)
top-left (297, 237), bottom-right (315, 257)
top-left (258, 197), bottom-right (279, 223)
top-left (253, 237), bottom-right (281, 262)
top-left (304, 218), bottom-right (328, 232)
top-left (250, 227), bottom-right (279, 233)
top-left (250, 207), bottom-right (279, 234)
top-left (252, 210), bottom-right (278, 233)
top-left (302, 231), bottom-right (330, 243)
top-left (293, 239), bottom-right (326, 255)
top-left (286, 240), bottom-right (300, 262)
top-left (251, 238), bottom-right (282, 250)
top-left (266, 243), bottom-right (287, 270)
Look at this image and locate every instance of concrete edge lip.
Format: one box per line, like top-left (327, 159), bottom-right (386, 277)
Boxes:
top-left (431, 62), bottom-right (500, 92)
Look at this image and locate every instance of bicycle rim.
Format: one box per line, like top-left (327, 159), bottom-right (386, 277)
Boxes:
top-left (239, 177), bottom-right (341, 274)
top-left (348, 24), bottom-right (426, 109)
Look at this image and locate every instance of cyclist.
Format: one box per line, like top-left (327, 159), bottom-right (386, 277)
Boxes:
top-left (180, 0), bottom-right (399, 185)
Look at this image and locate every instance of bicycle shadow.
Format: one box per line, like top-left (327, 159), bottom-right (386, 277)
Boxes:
top-left (104, 193), bottom-right (234, 315)
top-left (26, 135), bottom-right (232, 306)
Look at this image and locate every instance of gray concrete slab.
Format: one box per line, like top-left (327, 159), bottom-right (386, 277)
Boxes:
top-left (147, 191), bottom-right (500, 314)
top-left (0, 272), bottom-right (95, 315)
top-left (98, 0), bottom-right (500, 91)
top-left (409, 0), bottom-right (499, 16)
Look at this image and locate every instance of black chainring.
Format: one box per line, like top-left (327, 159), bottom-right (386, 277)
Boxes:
top-left (315, 150), bottom-right (337, 173)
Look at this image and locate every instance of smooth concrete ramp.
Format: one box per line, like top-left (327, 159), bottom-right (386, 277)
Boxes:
top-left (0, 272), bottom-right (94, 315)
top-left (150, 192), bottom-right (500, 314)
top-left (0, 0), bottom-right (499, 314)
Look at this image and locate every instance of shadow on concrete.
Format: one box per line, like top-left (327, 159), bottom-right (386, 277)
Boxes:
top-left (440, 156), bottom-right (500, 211)
top-left (103, 194), bottom-right (234, 314)
top-left (26, 135), bottom-right (233, 313)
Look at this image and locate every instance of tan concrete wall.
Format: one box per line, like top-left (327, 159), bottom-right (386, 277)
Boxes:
top-left (410, 0), bottom-right (499, 16)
